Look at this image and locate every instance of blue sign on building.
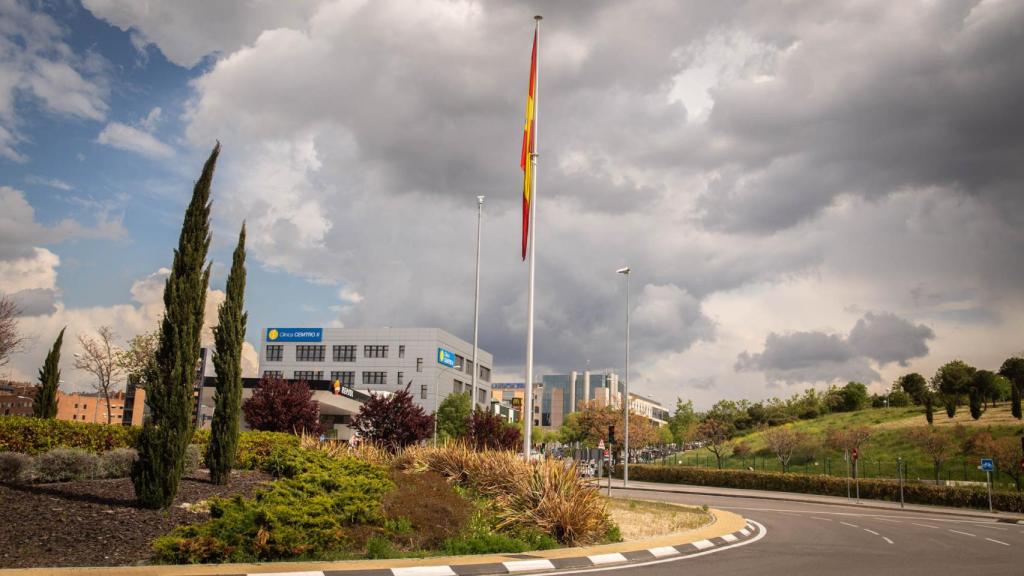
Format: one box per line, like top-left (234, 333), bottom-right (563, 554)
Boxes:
top-left (266, 328), bottom-right (323, 342)
top-left (437, 347), bottom-right (456, 368)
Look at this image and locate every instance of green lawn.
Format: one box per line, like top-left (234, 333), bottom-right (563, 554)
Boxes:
top-left (662, 405), bottom-right (1023, 490)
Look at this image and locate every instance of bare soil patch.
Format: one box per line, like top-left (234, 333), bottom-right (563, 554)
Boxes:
top-left (606, 498), bottom-right (711, 541)
top-left (0, 470), bottom-right (272, 569)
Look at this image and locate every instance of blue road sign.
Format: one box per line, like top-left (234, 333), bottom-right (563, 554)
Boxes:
top-left (980, 458), bottom-right (994, 472)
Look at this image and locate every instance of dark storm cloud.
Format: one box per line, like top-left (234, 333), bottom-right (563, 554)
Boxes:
top-left (737, 311), bottom-right (934, 384)
top-left (848, 312), bottom-right (934, 367)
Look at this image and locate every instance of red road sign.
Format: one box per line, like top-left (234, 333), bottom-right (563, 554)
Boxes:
top-left (852, 448), bottom-right (859, 461)
top-left (604, 449), bottom-right (610, 458)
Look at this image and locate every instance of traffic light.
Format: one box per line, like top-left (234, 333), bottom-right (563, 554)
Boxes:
top-left (608, 425), bottom-right (616, 445)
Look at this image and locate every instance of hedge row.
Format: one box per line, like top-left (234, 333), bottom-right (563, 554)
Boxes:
top-left (616, 464), bottom-right (1024, 513)
top-left (0, 416), bottom-right (299, 469)
top-left (0, 416), bottom-right (138, 454)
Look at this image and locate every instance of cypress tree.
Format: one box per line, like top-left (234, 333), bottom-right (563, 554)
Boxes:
top-left (1011, 383), bottom-right (1022, 420)
top-left (207, 223), bottom-right (247, 485)
top-left (924, 394), bottom-right (934, 425)
top-left (33, 327), bottom-right (65, 418)
top-left (968, 388), bottom-right (982, 420)
top-left (132, 143), bottom-right (218, 508)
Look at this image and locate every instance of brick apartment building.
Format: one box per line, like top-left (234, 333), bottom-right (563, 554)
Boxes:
top-left (0, 381), bottom-right (36, 417)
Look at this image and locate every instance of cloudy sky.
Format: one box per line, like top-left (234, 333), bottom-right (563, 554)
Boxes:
top-left (1, 0), bottom-right (1021, 408)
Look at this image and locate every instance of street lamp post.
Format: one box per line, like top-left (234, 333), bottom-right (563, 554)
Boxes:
top-left (617, 266), bottom-right (631, 487)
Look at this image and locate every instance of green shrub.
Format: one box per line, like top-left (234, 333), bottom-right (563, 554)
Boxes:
top-left (183, 445), bottom-right (202, 477)
top-left (0, 451), bottom-right (31, 482)
top-left (99, 448), bottom-right (138, 478)
top-left (153, 448), bottom-right (393, 563)
top-left (0, 416), bottom-right (137, 455)
top-left (34, 448), bottom-right (99, 483)
top-left (618, 465), bottom-right (1024, 513)
top-left (365, 535), bottom-right (399, 559)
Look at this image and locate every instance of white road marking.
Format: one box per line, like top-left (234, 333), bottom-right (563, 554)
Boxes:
top-left (553, 521), bottom-right (769, 575)
top-left (259, 572), bottom-right (324, 576)
top-left (588, 553), bottom-right (627, 565)
top-left (811, 517), bottom-right (833, 522)
top-left (949, 529), bottom-right (976, 537)
top-left (739, 528), bottom-right (751, 536)
top-left (976, 524), bottom-right (1008, 531)
top-left (883, 537), bottom-right (894, 544)
top-left (503, 560), bottom-right (555, 573)
top-left (863, 529), bottom-right (879, 535)
top-left (874, 518), bottom-right (901, 523)
top-left (692, 539), bottom-right (715, 550)
top-left (985, 538), bottom-right (1010, 546)
top-left (911, 523), bottom-right (940, 529)
top-left (647, 546), bottom-right (679, 558)
top-left (840, 522), bottom-right (859, 528)
top-left (721, 534), bottom-right (738, 543)
top-left (393, 568), bottom-right (456, 576)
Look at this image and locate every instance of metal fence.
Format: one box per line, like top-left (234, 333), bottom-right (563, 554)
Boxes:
top-left (663, 453), bottom-right (1020, 491)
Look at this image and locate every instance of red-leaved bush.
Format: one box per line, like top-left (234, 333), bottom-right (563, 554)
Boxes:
top-left (241, 376), bottom-right (321, 435)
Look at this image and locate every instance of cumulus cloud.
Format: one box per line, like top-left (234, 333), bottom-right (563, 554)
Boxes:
top-left (0, 0), bottom-right (109, 161)
top-left (96, 121), bottom-right (174, 159)
top-left (736, 311), bottom-right (934, 385)
top-left (75, 0), bottom-right (1024, 406)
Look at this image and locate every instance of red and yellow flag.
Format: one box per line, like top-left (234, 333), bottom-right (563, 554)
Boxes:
top-left (520, 29), bottom-right (538, 260)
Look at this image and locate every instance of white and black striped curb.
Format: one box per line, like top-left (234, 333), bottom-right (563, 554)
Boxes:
top-left (221, 522), bottom-right (761, 576)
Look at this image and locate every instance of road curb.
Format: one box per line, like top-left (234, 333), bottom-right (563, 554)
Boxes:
top-left (0, 510), bottom-right (759, 576)
top-left (611, 482), bottom-right (1024, 522)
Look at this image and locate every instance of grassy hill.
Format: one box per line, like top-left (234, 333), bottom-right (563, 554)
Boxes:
top-left (665, 404), bottom-right (1023, 490)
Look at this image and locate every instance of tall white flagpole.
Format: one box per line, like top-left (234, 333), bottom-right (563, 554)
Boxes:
top-left (523, 14), bottom-right (541, 459)
top-left (471, 195), bottom-right (484, 399)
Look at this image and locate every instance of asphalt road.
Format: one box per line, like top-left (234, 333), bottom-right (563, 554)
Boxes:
top-left (581, 486), bottom-right (1023, 576)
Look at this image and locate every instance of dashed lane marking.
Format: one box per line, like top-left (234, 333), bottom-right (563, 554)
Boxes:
top-left (911, 523), bottom-right (940, 529)
top-left (985, 538), bottom-right (1010, 546)
top-left (949, 529), bottom-right (976, 537)
top-left (840, 522), bottom-right (859, 528)
top-left (874, 518), bottom-right (901, 523)
top-left (975, 524), bottom-right (1008, 531)
top-left (863, 529), bottom-right (879, 536)
top-left (883, 537), bottom-right (894, 544)
top-left (811, 517), bottom-right (833, 522)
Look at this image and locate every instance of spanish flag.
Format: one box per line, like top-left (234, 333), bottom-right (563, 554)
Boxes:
top-left (520, 28), bottom-right (538, 261)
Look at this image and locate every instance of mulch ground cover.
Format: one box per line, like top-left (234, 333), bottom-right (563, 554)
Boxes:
top-left (0, 470), bottom-right (273, 569)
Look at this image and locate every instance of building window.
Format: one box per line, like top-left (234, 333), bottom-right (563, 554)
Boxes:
top-left (296, 345), bottom-right (325, 362)
top-left (364, 345), bottom-right (388, 358)
top-left (477, 388), bottom-right (487, 405)
top-left (333, 345), bottom-right (356, 362)
top-left (294, 370), bottom-right (323, 381)
top-left (263, 370), bottom-right (283, 378)
top-left (453, 380), bottom-right (463, 394)
top-left (265, 345), bottom-right (283, 362)
top-left (416, 357), bottom-right (423, 372)
top-left (455, 354), bottom-right (465, 369)
top-left (330, 371), bottom-right (355, 386)
top-left (479, 366), bottom-right (491, 382)
top-left (362, 371), bottom-right (387, 385)
top-left (465, 359), bottom-right (474, 375)
top-left (397, 372), bottom-right (404, 386)
top-left (421, 384), bottom-right (428, 399)
top-left (398, 345), bottom-right (405, 358)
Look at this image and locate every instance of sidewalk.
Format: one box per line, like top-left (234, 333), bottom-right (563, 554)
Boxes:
top-left (607, 478), bottom-right (1024, 523)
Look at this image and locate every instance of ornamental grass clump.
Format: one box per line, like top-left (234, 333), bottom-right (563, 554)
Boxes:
top-left (402, 443), bottom-right (613, 546)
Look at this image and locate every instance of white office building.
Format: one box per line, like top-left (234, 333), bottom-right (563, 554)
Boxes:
top-left (257, 327), bottom-right (494, 412)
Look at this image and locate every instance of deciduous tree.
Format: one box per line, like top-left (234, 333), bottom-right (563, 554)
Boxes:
top-left (207, 224), bottom-right (247, 485)
top-left (909, 427), bottom-right (954, 482)
top-left (0, 295), bottom-right (24, 368)
top-left (32, 327), bottom-right (64, 419)
top-left (132, 143), bottom-right (217, 509)
top-left (74, 325), bottom-right (124, 424)
top-left (466, 407), bottom-right (521, 450)
top-left (695, 419), bottom-right (734, 469)
top-left (761, 425), bottom-right (807, 473)
top-left (896, 372), bottom-right (928, 405)
top-left (352, 383), bottom-right (433, 452)
top-left (242, 376), bottom-right (320, 434)
top-left (436, 391), bottom-right (471, 440)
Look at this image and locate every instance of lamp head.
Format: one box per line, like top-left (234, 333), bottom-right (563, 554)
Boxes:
top-left (477, 195), bottom-right (485, 204)
top-left (617, 267), bottom-right (631, 275)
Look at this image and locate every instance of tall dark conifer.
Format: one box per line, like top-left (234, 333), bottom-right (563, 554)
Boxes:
top-left (207, 223), bottom-right (247, 485)
top-left (32, 327), bottom-right (64, 418)
top-left (132, 143), bottom-right (218, 508)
